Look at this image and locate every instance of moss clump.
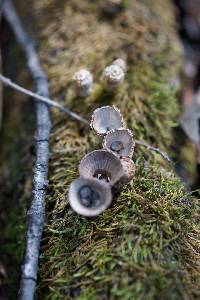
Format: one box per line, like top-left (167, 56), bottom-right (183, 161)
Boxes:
top-left (38, 162), bottom-right (199, 300)
top-left (14, 0), bottom-right (200, 299)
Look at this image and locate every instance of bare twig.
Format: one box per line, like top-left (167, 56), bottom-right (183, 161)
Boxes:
top-left (0, 73), bottom-right (171, 163)
top-left (2, 0), bottom-right (50, 299)
top-left (135, 140), bottom-right (171, 162)
top-left (0, 74), bottom-right (89, 125)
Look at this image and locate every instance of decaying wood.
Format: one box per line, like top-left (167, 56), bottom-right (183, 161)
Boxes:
top-left (2, 0), bottom-right (51, 299)
top-left (3, 0), bottom-right (200, 299)
top-left (1, 0), bottom-right (177, 298)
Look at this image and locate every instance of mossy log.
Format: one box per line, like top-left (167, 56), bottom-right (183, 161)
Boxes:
top-left (13, 0), bottom-right (200, 299)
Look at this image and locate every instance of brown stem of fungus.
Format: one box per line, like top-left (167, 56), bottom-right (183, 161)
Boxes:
top-left (2, 0), bottom-right (50, 299)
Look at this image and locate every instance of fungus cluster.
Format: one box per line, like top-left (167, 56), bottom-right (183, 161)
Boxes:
top-left (68, 106), bottom-right (136, 216)
top-left (72, 59), bottom-right (126, 97)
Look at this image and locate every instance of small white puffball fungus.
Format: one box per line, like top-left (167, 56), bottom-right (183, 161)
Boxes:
top-left (103, 63), bottom-right (125, 89)
top-left (72, 69), bottom-right (93, 97)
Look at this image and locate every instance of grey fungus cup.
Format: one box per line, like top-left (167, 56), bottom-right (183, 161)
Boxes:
top-left (68, 177), bottom-right (112, 217)
top-left (103, 128), bottom-right (135, 158)
top-left (68, 105), bottom-right (136, 216)
top-left (90, 106), bottom-right (124, 135)
top-left (79, 150), bottom-right (123, 186)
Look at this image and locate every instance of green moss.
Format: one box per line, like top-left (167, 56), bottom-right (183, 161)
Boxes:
top-left (37, 162), bottom-right (199, 299)
top-left (13, 0), bottom-right (200, 299)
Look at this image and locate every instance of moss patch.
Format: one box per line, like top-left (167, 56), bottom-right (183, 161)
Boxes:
top-left (14, 0), bottom-right (200, 299)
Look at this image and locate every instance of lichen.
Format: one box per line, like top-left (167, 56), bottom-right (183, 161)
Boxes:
top-left (13, 0), bottom-right (200, 299)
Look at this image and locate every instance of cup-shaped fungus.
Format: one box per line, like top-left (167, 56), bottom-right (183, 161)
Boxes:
top-left (90, 106), bottom-right (124, 136)
top-left (72, 69), bottom-right (93, 97)
top-left (79, 149), bottom-right (123, 186)
top-left (68, 177), bottom-right (112, 216)
top-left (103, 128), bottom-right (135, 158)
top-left (103, 63), bottom-right (125, 89)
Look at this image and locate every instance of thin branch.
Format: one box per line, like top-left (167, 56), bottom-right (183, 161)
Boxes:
top-left (0, 73), bottom-right (171, 163)
top-left (2, 0), bottom-right (51, 299)
top-left (0, 74), bottom-right (89, 125)
top-left (135, 140), bottom-right (171, 162)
